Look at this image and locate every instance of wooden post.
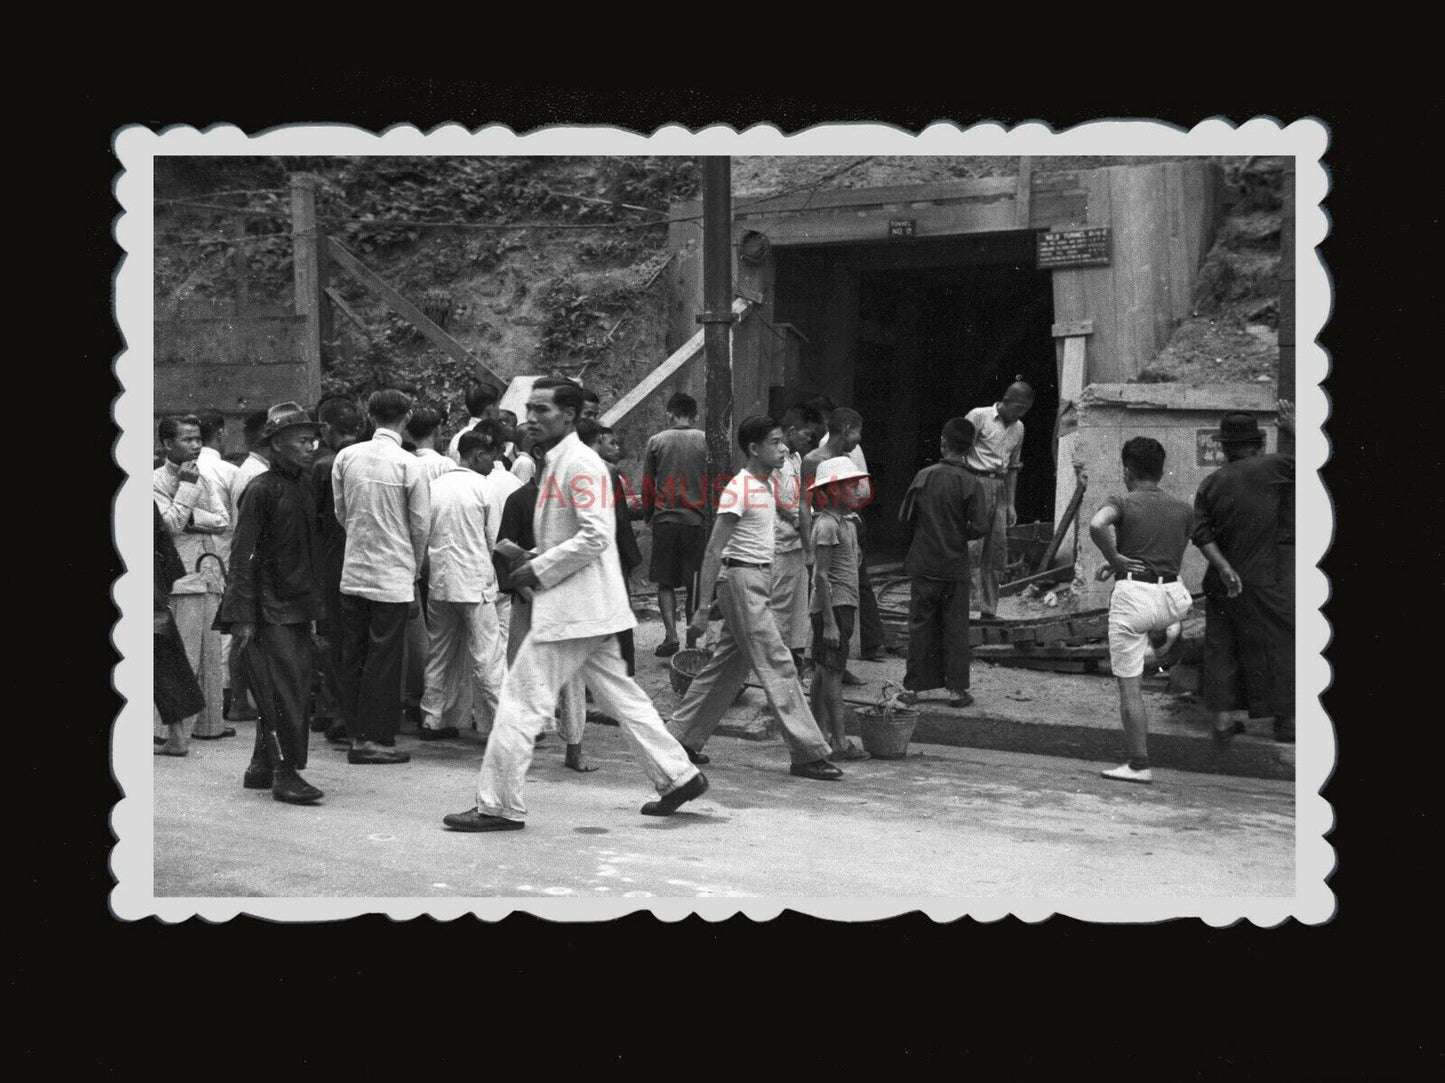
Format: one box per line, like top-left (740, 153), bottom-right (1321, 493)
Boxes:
top-left (1277, 160), bottom-right (1295, 455)
top-left (291, 174), bottom-right (327, 405)
top-left (700, 157), bottom-right (734, 511)
top-left (1015, 157), bottom-right (1033, 228)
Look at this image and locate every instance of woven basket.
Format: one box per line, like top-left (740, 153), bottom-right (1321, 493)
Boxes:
top-left (669, 648), bottom-right (713, 697)
top-left (854, 706), bottom-right (920, 760)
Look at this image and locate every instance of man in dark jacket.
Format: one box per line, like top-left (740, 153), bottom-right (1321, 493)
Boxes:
top-left (216, 402), bottom-right (327, 804)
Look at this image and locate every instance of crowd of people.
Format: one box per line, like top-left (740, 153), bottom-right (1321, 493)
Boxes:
top-left (151, 372), bottom-right (1296, 827)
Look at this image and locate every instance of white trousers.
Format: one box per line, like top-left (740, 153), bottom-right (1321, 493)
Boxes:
top-left (507, 594), bottom-right (584, 743)
top-left (421, 597), bottom-right (505, 732)
top-left (475, 633), bottom-right (698, 821)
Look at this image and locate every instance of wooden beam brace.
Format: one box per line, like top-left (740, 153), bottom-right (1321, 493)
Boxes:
top-left (326, 237), bottom-right (507, 389)
top-left (599, 297), bottom-right (750, 427)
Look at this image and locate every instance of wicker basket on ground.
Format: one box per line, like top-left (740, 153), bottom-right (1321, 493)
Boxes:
top-left (669, 648), bottom-right (712, 697)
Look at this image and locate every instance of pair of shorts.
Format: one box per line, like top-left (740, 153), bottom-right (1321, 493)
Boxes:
top-left (810, 605), bottom-right (856, 672)
top-left (1107, 579), bottom-right (1193, 678)
top-left (649, 520), bottom-right (706, 589)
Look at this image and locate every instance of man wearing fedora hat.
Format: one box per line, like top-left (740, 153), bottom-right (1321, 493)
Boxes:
top-left (216, 402), bottom-right (327, 804)
top-left (1192, 405), bottom-right (1296, 746)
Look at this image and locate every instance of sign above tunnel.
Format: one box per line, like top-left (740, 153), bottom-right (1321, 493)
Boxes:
top-left (1037, 227), bottom-right (1111, 269)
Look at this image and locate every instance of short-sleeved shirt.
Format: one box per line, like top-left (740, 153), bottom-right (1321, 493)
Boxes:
top-left (1104, 488), bottom-right (1195, 577)
top-left (809, 510), bottom-right (859, 611)
top-left (963, 405), bottom-right (1025, 474)
top-left (718, 469), bottom-right (775, 564)
top-left (643, 426), bottom-right (708, 527)
top-left (1192, 452), bottom-right (1295, 589)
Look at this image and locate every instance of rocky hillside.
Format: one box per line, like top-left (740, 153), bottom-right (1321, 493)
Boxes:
top-left (155, 153), bottom-right (1275, 446)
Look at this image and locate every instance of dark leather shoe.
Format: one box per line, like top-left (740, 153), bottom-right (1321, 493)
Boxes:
top-left (654, 640), bottom-right (681, 658)
top-left (641, 772), bottom-right (709, 816)
top-left (418, 726), bottom-right (460, 741)
top-left (272, 768), bottom-right (323, 804)
top-left (325, 721), bottom-right (350, 744)
top-left (243, 762), bottom-right (273, 790)
top-left (378, 736), bottom-right (397, 748)
top-left (193, 727), bottom-right (239, 740)
top-left (348, 747), bottom-right (411, 765)
top-left (680, 744), bottom-right (710, 765)
top-left (443, 808), bottom-right (524, 831)
top-left (949, 691), bottom-right (975, 708)
top-left (790, 758), bottom-right (844, 781)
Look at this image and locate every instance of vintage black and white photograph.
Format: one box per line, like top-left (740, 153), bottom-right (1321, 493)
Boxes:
top-left (111, 121), bottom-right (1331, 921)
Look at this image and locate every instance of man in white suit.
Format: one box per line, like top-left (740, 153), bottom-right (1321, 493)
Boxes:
top-left (443, 379), bottom-right (707, 832)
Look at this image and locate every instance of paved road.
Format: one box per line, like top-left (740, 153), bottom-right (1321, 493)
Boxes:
top-left (153, 723), bottom-right (1294, 899)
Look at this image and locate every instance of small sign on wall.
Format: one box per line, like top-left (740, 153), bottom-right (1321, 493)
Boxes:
top-left (888, 219), bottom-right (916, 238)
top-left (1197, 427), bottom-right (1274, 466)
top-left (1038, 227), bottom-right (1111, 269)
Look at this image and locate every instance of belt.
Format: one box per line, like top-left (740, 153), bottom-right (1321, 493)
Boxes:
top-left (964, 466), bottom-right (1005, 479)
top-left (722, 558), bottom-right (771, 570)
top-left (1122, 571), bottom-right (1178, 584)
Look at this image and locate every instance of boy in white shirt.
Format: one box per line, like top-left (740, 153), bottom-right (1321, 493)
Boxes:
top-left (667, 416), bottom-right (843, 782)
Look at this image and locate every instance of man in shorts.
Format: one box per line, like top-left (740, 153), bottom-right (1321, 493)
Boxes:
top-left (642, 392), bottom-right (708, 657)
top-left (1088, 437), bottom-right (1196, 784)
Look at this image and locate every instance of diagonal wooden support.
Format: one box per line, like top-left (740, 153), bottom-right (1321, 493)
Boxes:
top-left (599, 296), bottom-right (750, 428)
top-left (326, 237), bottom-right (507, 389)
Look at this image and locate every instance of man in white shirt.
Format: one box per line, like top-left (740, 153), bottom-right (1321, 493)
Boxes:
top-left (419, 430), bottom-right (506, 741)
top-left (332, 390), bottom-right (431, 765)
top-left (194, 409), bottom-right (247, 720)
top-left (670, 416), bottom-right (843, 782)
top-left (442, 380), bottom-right (705, 831)
top-left (964, 380), bottom-right (1034, 619)
top-left (153, 414), bottom-right (233, 740)
top-left (771, 404), bottom-right (818, 673)
top-left (470, 419), bottom-right (523, 665)
top-left (231, 410), bottom-right (272, 525)
top-left (408, 406), bottom-right (458, 483)
top-left (445, 382), bottom-right (501, 464)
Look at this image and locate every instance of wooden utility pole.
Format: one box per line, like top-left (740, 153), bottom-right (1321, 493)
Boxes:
top-left (291, 174), bottom-right (329, 406)
top-left (1277, 160), bottom-right (1296, 455)
top-left (700, 157), bottom-right (735, 510)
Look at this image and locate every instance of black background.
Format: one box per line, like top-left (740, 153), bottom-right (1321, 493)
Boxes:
top-left (49, 79), bottom-right (1432, 1074)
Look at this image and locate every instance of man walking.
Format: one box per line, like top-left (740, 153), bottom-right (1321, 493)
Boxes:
top-left (643, 392), bottom-right (708, 657)
top-left (1192, 407), bottom-right (1297, 746)
top-left (443, 379), bottom-right (706, 831)
top-left (964, 380), bottom-right (1034, 620)
top-left (418, 430), bottom-right (506, 742)
top-left (669, 416), bottom-right (843, 781)
top-left (332, 389), bottom-right (430, 765)
top-left (896, 418), bottom-right (992, 710)
top-left (217, 403), bottom-right (327, 804)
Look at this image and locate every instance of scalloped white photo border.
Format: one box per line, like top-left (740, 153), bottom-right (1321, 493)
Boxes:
top-left (111, 118), bottom-right (1332, 924)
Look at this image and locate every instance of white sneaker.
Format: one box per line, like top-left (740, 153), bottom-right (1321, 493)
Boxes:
top-left (1101, 763), bottom-right (1153, 784)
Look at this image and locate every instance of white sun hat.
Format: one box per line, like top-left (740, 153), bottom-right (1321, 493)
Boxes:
top-left (808, 455), bottom-right (870, 492)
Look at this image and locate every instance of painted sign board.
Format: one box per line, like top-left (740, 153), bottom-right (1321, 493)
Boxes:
top-left (1038, 227), bottom-right (1111, 269)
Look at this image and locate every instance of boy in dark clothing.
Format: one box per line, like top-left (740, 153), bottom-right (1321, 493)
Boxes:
top-left (896, 418), bottom-right (992, 709)
top-left (216, 403), bottom-right (328, 805)
top-left (1090, 436), bottom-right (1196, 784)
